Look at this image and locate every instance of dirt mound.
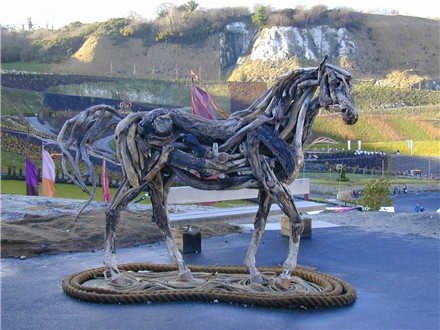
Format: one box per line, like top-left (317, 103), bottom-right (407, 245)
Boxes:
top-left (1, 209), bottom-right (241, 258)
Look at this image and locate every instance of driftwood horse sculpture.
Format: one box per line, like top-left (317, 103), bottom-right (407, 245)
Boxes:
top-left (58, 57), bottom-right (358, 288)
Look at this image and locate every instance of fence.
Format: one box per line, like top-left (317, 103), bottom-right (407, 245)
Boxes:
top-left (303, 151), bottom-right (389, 174)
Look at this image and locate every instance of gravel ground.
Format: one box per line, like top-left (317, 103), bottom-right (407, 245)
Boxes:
top-left (310, 182), bottom-right (440, 197)
top-left (1, 193), bottom-right (438, 258)
top-left (311, 211), bottom-right (440, 239)
top-left (0, 194), bottom-right (216, 222)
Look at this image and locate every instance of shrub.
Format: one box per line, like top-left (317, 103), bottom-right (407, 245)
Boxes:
top-left (153, 6), bottom-right (250, 43)
top-left (337, 165), bottom-right (350, 182)
top-left (357, 179), bottom-right (392, 210)
top-left (252, 6), bottom-right (269, 27)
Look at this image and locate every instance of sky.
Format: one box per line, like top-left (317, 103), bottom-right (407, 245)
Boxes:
top-left (1, 0), bottom-right (439, 29)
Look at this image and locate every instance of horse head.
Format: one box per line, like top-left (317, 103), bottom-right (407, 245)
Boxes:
top-left (317, 56), bottom-right (358, 125)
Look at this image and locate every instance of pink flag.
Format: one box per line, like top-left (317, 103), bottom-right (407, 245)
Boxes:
top-left (41, 148), bottom-right (56, 197)
top-left (101, 159), bottom-right (111, 202)
top-left (191, 80), bottom-right (228, 120)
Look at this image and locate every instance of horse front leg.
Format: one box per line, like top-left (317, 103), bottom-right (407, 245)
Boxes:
top-left (245, 189), bottom-right (271, 284)
top-left (272, 183), bottom-right (303, 289)
top-left (257, 159), bottom-right (303, 289)
top-left (149, 174), bottom-right (193, 281)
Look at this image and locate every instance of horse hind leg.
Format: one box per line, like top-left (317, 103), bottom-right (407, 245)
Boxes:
top-left (245, 189), bottom-right (271, 284)
top-left (104, 177), bottom-right (150, 283)
top-left (104, 178), bottom-right (136, 280)
top-left (149, 174), bottom-right (193, 281)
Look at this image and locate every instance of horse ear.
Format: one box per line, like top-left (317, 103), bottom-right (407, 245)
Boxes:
top-left (318, 55), bottom-right (328, 78)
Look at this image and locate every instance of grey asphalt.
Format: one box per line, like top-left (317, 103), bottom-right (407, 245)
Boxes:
top-left (1, 226), bottom-right (439, 330)
top-left (392, 191), bottom-right (439, 213)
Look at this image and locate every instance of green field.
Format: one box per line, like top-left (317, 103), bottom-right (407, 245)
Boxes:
top-left (302, 171), bottom-right (437, 187)
top-left (1, 179), bottom-right (119, 201)
top-left (2, 171), bottom-right (436, 203)
top-left (0, 179), bottom-right (256, 207)
top-left (2, 61), bottom-right (52, 73)
top-left (1, 87), bottom-right (46, 116)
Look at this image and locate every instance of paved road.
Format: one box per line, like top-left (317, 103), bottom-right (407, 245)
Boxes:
top-left (392, 191), bottom-right (439, 212)
top-left (25, 117), bottom-right (57, 136)
top-left (2, 227), bottom-right (439, 330)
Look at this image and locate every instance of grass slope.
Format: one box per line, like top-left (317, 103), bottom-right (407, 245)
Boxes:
top-left (1, 87), bottom-right (45, 115)
top-left (311, 106), bottom-right (439, 156)
top-left (313, 111), bottom-right (440, 142)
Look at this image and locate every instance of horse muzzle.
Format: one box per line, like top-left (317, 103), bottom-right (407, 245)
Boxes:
top-left (342, 107), bottom-right (358, 125)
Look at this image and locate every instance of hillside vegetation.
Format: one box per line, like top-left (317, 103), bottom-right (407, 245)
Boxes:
top-left (1, 6), bottom-right (361, 63)
top-left (2, 5), bottom-right (439, 80)
top-left (2, 6), bottom-right (439, 158)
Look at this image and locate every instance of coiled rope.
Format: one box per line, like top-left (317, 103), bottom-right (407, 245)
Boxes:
top-left (62, 263), bottom-right (356, 309)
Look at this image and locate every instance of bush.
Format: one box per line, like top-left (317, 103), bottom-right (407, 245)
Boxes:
top-left (153, 6), bottom-right (250, 43)
top-left (358, 179), bottom-right (392, 211)
top-left (252, 6), bottom-right (269, 27)
top-left (337, 165), bottom-right (350, 181)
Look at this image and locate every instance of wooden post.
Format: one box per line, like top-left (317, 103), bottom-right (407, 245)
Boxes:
top-left (281, 216), bottom-right (312, 239)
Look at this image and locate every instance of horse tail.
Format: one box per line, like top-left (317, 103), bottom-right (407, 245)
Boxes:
top-left (57, 105), bottom-right (123, 220)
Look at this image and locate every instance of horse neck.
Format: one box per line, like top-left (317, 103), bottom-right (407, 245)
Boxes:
top-left (300, 96), bottom-right (320, 146)
top-left (279, 85), bottom-right (317, 142)
top-left (230, 69), bottom-right (317, 121)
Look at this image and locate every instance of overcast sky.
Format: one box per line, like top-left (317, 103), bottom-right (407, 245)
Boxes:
top-left (1, 0), bottom-right (439, 29)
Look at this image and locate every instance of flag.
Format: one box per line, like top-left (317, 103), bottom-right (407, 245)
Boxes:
top-left (191, 78), bottom-right (228, 120)
top-left (190, 74), bottom-right (224, 193)
top-left (41, 148), bottom-right (56, 197)
top-left (25, 157), bottom-right (39, 196)
top-left (101, 159), bottom-right (111, 202)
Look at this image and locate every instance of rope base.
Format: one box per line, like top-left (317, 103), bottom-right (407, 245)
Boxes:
top-left (62, 263), bottom-right (356, 309)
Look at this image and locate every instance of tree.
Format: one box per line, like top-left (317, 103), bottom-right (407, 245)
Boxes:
top-left (184, 0), bottom-right (198, 14)
top-left (27, 17), bottom-right (33, 31)
top-left (156, 3), bottom-right (172, 18)
top-left (338, 165), bottom-right (349, 181)
top-left (252, 6), bottom-right (268, 27)
top-left (357, 179), bottom-right (392, 211)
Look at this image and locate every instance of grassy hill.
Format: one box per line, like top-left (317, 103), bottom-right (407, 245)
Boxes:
top-left (2, 7), bottom-right (439, 159)
top-left (313, 108), bottom-right (438, 142)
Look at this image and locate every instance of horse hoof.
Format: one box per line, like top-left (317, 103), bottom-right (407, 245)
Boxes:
top-left (250, 274), bottom-right (269, 286)
top-left (177, 270), bottom-right (194, 282)
top-left (276, 277), bottom-right (291, 290)
top-left (108, 272), bottom-right (138, 287)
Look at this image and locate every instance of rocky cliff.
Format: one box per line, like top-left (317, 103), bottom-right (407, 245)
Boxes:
top-left (40, 13), bottom-right (440, 82)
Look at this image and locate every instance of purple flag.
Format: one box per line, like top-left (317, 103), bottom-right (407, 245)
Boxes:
top-left (25, 157), bottom-right (39, 196)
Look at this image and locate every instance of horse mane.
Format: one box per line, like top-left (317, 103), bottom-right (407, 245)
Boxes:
top-left (230, 67), bottom-right (320, 145)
